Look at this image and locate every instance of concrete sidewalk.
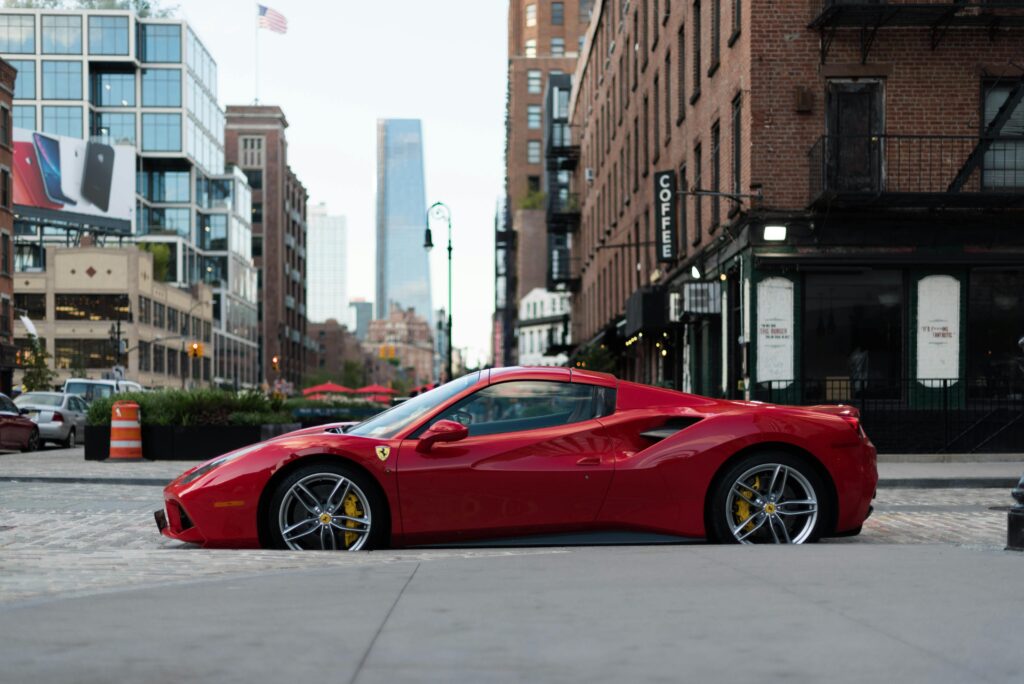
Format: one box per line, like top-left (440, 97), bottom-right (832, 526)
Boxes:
top-left (1, 544), bottom-right (1020, 684)
top-left (2, 446), bottom-right (1022, 489)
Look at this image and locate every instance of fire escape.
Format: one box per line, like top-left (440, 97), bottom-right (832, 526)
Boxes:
top-left (545, 73), bottom-right (581, 294)
top-left (808, 1), bottom-right (1024, 209)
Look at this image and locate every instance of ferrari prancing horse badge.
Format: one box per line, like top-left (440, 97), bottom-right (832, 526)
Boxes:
top-left (375, 446), bottom-right (391, 462)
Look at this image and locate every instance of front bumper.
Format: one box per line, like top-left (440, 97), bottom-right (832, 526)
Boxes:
top-left (155, 498), bottom-right (205, 545)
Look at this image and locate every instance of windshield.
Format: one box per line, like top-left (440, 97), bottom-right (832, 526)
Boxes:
top-left (346, 372), bottom-right (481, 439)
top-left (15, 393), bottom-right (62, 407)
top-left (65, 382), bottom-right (114, 402)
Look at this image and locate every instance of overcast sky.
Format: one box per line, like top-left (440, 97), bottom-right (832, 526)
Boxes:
top-left (177, 0), bottom-right (507, 368)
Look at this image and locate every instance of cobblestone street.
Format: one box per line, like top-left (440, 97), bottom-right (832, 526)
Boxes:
top-left (1, 473), bottom-right (1015, 605)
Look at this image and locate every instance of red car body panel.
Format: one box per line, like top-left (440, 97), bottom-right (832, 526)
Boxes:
top-left (161, 367), bottom-right (877, 547)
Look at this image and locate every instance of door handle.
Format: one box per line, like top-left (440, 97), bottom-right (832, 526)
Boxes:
top-left (576, 456), bottom-right (601, 466)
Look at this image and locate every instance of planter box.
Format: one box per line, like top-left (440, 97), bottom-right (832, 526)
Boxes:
top-left (84, 423), bottom-right (301, 461)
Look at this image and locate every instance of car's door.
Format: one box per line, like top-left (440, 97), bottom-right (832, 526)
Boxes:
top-left (0, 396), bottom-right (12, 448)
top-left (397, 380), bottom-right (616, 542)
top-left (0, 395), bottom-right (28, 447)
top-left (66, 396), bottom-right (82, 433)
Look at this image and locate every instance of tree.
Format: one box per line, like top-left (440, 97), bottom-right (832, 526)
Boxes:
top-left (341, 360), bottom-right (365, 389)
top-left (138, 242), bottom-right (171, 281)
top-left (3, 1), bottom-right (178, 17)
top-left (573, 344), bottom-right (617, 374)
top-left (21, 336), bottom-right (58, 391)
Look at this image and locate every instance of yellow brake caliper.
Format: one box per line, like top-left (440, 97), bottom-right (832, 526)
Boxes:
top-left (734, 476), bottom-right (760, 532)
top-left (342, 493), bottom-right (364, 549)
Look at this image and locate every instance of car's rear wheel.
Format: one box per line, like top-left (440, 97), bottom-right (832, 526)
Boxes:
top-left (22, 429), bottom-right (39, 453)
top-left (267, 462), bottom-right (387, 551)
top-left (708, 452), bottom-right (827, 544)
top-left (63, 428), bottom-right (76, 449)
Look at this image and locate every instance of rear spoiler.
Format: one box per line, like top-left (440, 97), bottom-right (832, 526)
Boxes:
top-left (804, 404), bottom-right (860, 419)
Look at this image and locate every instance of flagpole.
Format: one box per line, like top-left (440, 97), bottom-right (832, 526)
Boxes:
top-left (254, 3), bottom-right (260, 104)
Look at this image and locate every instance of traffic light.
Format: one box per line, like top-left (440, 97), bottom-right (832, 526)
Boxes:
top-left (271, 354), bottom-right (280, 371)
top-left (188, 342), bottom-right (203, 358)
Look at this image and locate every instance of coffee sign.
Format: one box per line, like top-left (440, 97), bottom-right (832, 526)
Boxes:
top-left (653, 170), bottom-right (677, 263)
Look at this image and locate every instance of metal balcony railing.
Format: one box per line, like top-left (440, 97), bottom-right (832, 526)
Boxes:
top-left (808, 134), bottom-right (1024, 208)
top-left (547, 191), bottom-right (581, 233)
top-left (548, 249), bottom-right (580, 292)
top-left (813, 1), bottom-right (1024, 28)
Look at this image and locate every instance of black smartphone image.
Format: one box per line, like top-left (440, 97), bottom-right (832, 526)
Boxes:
top-left (32, 133), bottom-right (77, 206)
top-left (81, 141), bottom-right (115, 212)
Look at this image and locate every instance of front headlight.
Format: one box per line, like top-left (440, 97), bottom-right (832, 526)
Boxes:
top-left (178, 442), bottom-right (266, 485)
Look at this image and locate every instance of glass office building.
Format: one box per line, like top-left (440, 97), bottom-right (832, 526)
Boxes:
top-left (198, 166), bottom-right (259, 388)
top-left (2, 9), bottom-right (258, 386)
top-left (307, 202), bottom-right (347, 324)
top-left (375, 119), bottom-right (432, 326)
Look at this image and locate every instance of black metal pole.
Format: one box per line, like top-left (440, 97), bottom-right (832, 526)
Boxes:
top-left (447, 215), bottom-right (453, 382)
top-left (1008, 473), bottom-right (1024, 551)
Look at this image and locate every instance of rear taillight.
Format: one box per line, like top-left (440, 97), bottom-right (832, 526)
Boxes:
top-left (842, 416), bottom-right (860, 432)
top-left (51, 411), bottom-right (64, 423)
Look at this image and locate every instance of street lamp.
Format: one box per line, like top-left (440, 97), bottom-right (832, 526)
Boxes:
top-left (424, 201), bottom-right (452, 383)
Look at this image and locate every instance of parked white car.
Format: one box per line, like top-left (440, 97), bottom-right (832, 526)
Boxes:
top-left (14, 392), bottom-right (88, 448)
top-left (62, 378), bottom-right (144, 404)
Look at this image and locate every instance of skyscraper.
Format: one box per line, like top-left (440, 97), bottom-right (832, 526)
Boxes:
top-left (375, 119), bottom-right (431, 325)
top-left (307, 202), bottom-right (347, 323)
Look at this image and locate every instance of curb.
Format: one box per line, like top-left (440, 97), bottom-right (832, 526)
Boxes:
top-left (0, 476), bottom-right (170, 487)
top-left (877, 477), bottom-right (1018, 489)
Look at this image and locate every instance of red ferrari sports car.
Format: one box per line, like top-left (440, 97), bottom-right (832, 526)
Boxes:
top-left (156, 367), bottom-right (877, 549)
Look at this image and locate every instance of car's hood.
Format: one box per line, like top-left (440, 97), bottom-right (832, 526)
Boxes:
top-left (171, 423), bottom-right (371, 483)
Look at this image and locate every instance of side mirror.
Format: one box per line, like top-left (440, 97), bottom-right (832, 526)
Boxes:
top-left (19, 408), bottom-right (29, 415)
top-left (417, 419), bottom-right (469, 453)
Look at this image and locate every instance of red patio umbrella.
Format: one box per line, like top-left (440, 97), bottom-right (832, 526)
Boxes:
top-left (303, 382), bottom-right (354, 396)
top-left (355, 384), bottom-right (398, 395)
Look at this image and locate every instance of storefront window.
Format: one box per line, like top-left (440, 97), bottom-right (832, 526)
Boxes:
top-left (968, 270), bottom-right (1024, 391)
top-left (802, 271), bottom-right (904, 391)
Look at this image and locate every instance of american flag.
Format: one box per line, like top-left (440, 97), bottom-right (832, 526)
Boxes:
top-left (258, 4), bottom-right (288, 34)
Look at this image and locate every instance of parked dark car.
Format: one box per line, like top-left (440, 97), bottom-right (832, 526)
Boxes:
top-left (0, 392), bottom-right (40, 452)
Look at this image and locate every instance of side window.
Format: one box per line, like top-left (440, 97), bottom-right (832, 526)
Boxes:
top-left (426, 381), bottom-right (604, 437)
top-left (1, 396), bottom-right (17, 413)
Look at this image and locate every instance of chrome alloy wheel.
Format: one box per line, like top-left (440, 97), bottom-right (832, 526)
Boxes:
top-left (725, 463), bottom-right (819, 544)
top-left (277, 473), bottom-right (372, 551)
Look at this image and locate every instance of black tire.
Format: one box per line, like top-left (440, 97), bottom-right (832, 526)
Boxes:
top-left (265, 461), bottom-right (389, 551)
top-left (22, 429), bottom-right (39, 453)
top-left (707, 451), bottom-right (830, 545)
top-left (63, 428), bottom-right (76, 449)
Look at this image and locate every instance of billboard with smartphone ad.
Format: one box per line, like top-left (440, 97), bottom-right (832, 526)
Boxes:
top-left (13, 128), bottom-right (135, 235)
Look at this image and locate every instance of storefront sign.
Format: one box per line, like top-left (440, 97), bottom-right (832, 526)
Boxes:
top-left (756, 277), bottom-right (794, 386)
top-left (916, 275), bottom-right (960, 384)
top-left (682, 282), bottom-right (721, 315)
top-left (653, 170), bottom-right (677, 262)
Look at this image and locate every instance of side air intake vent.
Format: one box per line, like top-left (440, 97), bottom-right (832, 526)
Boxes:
top-left (640, 417), bottom-right (703, 442)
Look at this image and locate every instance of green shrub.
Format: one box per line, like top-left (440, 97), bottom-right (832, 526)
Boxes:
top-left (86, 389), bottom-right (297, 427)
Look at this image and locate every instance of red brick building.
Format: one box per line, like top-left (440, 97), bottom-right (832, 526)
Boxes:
top-left (0, 58), bottom-right (14, 394)
top-left (495, 0), bottom-right (593, 366)
top-left (565, 1), bottom-right (1024, 452)
top-left (309, 318), bottom-right (366, 382)
top-left (224, 105), bottom-right (310, 388)
top-left (364, 307), bottom-right (435, 388)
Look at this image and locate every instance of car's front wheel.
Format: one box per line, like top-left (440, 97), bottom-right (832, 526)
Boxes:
top-left (22, 429), bottom-right (39, 453)
top-left (708, 452), bottom-right (828, 544)
top-left (266, 462), bottom-right (387, 551)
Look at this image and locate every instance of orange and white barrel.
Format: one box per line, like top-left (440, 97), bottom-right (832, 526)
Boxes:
top-left (108, 401), bottom-right (143, 460)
